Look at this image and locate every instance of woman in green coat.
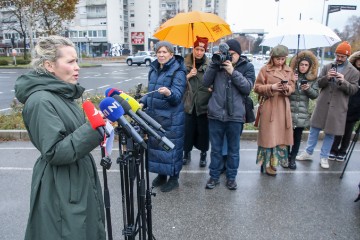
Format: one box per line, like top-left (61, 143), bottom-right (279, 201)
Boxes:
top-left (287, 50), bottom-right (319, 169)
top-left (14, 36), bottom-right (106, 240)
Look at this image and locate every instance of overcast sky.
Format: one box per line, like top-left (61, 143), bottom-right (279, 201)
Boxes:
top-left (227, 0), bottom-right (360, 33)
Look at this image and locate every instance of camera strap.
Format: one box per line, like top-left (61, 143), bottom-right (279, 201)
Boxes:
top-left (226, 77), bottom-right (234, 116)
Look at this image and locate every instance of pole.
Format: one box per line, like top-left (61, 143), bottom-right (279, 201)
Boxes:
top-left (275, 0), bottom-right (280, 26)
top-left (320, 5), bottom-right (330, 68)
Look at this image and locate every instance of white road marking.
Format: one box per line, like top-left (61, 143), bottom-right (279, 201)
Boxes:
top-left (98, 85), bottom-right (110, 89)
top-left (84, 89), bottom-right (94, 92)
top-left (0, 108), bottom-right (12, 112)
top-left (0, 167), bottom-right (359, 174)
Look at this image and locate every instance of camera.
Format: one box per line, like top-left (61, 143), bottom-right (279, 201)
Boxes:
top-left (212, 43), bottom-right (232, 65)
top-left (281, 80), bottom-right (288, 84)
top-left (300, 79), bottom-right (308, 85)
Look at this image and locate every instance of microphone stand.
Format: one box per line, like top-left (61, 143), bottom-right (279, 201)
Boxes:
top-left (145, 144), bottom-right (156, 240)
top-left (116, 126), bottom-right (136, 240)
top-left (100, 146), bottom-right (113, 240)
top-left (116, 127), bottom-right (129, 239)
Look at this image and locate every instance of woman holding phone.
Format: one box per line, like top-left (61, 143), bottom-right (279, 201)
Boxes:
top-left (254, 45), bottom-right (295, 176)
top-left (287, 50), bottom-right (319, 169)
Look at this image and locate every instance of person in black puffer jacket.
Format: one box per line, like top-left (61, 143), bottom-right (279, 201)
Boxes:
top-left (330, 50), bottom-right (360, 161)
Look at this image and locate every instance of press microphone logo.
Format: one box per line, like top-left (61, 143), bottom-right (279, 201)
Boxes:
top-left (92, 107), bottom-right (101, 116)
top-left (102, 101), bottom-right (121, 117)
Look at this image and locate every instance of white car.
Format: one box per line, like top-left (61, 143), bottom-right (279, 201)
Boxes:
top-left (126, 51), bottom-right (157, 66)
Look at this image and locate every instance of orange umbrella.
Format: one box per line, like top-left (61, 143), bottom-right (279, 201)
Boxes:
top-left (153, 11), bottom-right (232, 48)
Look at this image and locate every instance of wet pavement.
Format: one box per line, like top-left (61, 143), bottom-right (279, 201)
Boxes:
top-left (0, 140), bottom-right (359, 240)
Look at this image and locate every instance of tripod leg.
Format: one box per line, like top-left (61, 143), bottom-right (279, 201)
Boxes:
top-left (340, 128), bottom-right (359, 179)
top-left (100, 147), bottom-right (113, 240)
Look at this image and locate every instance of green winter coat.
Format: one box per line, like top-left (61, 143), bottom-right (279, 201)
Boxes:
top-left (15, 71), bottom-right (106, 240)
top-left (289, 76), bottom-right (319, 128)
top-left (184, 54), bottom-right (212, 115)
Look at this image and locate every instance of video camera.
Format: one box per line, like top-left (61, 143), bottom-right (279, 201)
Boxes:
top-left (212, 43), bottom-right (232, 65)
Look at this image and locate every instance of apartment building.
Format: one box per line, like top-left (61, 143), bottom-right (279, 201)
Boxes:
top-left (0, 0), bottom-right (227, 57)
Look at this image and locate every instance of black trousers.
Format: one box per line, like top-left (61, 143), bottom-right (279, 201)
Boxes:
top-left (331, 120), bottom-right (357, 155)
top-left (288, 127), bottom-right (304, 159)
top-left (183, 112), bottom-right (209, 153)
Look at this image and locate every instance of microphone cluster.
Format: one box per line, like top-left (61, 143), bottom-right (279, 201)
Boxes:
top-left (99, 87), bottom-right (174, 151)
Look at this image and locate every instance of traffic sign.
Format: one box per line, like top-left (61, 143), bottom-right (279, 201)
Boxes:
top-left (328, 5), bottom-right (357, 13)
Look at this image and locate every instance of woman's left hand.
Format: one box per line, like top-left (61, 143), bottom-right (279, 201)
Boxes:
top-left (158, 87), bottom-right (171, 97)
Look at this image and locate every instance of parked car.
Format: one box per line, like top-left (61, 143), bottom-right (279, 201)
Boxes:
top-left (126, 51), bottom-right (156, 66)
top-left (242, 53), bottom-right (253, 62)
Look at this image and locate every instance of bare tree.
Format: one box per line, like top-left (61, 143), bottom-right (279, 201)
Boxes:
top-left (0, 0), bottom-right (33, 60)
top-left (341, 16), bottom-right (360, 51)
top-left (37, 0), bottom-right (79, 35)
top-left (0, 0), bottom-right (79, 59)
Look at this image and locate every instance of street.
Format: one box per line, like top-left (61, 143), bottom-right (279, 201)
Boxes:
top-left (0, 140), bottom-right (359, 240)
top-left (0, 59), bottom-right (268, 112)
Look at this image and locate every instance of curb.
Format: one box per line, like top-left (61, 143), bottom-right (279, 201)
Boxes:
top-left (0, 130), bottom-right (324, 142)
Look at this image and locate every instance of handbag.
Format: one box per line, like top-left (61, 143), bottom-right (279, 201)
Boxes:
top-left (254, 96), bottom-right (265, 127)
top-left (244, 95), bottom-right (255, 123)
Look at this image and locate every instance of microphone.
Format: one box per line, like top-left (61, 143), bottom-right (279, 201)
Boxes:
top-left (105, 87), bottom-right (122, 97)
top-left (119, 92), bottom-right (166, 133)
top-left (99, 97), bottom-right (147, 149)
top-left (112, 95), bottom-right (174, 151)
top-left (82, 100), bottom-right (109, 138)
top-left (219, 42), bottom-right (230, 53)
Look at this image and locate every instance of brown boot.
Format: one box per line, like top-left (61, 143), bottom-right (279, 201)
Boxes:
top-left (265, 166), bottom-right (277, 177)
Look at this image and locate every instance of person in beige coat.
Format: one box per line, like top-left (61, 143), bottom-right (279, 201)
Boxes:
top-left (297, 41), bottom-right (360, 169)
top-left (254, 45), bottom-right (295, 176)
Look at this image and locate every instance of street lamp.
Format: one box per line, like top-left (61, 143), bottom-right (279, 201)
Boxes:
top-left (275, 0), bottom-right (280, 26)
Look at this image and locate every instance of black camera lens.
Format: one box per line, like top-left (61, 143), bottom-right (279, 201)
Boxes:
top-left (212, 53), bottom-right (224, 65)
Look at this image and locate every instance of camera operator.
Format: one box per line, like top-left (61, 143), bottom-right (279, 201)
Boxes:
top-left (203, 39), bottom-right (255, 190)
top-left (297, 41), bottom-right (359, 169)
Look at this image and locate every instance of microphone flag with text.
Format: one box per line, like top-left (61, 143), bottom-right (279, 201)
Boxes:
top-left (111, 94), bottom-right (174, 151)
top-left (105, 88), bottom-right (166, 134)
top-left (99, 97), bottom-right (147, 149)
top-left (82, 100), bottom-right (109, 139)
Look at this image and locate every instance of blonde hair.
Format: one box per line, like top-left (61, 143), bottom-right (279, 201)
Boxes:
top-left (31, 35), bottom-right (75, 74)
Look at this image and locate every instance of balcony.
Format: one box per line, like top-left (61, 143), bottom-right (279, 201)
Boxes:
top-left (87, 12), bottom-right (107, 19)
top-left (86, 0), bottom-right (106, 6)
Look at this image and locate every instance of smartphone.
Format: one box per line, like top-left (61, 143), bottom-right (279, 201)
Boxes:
top-left (331, 63), bottom-right (337, 72)
top-left (281, 80), bottom-right (288, 84)
top-left (300, 79), bottom-right (308, 85)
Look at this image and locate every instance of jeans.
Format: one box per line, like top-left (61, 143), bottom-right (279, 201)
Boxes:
top-left (305, 127), bottom-right (335, 159)
top-left (208, 119), bottom-right (243, 180)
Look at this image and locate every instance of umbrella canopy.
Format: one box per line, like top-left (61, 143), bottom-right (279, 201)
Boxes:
top-left (260, 20), bottom-right (341, 50)
top-left (153, 11), bottom-right (232, 48)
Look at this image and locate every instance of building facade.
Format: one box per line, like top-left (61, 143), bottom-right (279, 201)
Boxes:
top-left (0, 0), bottom-right (227, 57)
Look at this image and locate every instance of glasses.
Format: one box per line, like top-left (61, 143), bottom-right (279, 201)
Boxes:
top-left (335, 54), bottom-right (347, 60)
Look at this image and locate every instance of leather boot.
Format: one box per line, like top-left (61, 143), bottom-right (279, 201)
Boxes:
top-left (289, 156), bottom-right (297, 170)
top-left (199, 152), bottom-right (207, 167)
top-left (265, 166), bottom-right (277, 176)
top-left (183, 151), bottom-right (191, 165)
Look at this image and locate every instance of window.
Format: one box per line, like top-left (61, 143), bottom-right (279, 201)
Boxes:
top-left (131, 23), bottom-right (135, 27)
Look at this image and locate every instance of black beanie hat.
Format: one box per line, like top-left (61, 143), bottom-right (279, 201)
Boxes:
top-left (226, 39), bottom-right (242, 55)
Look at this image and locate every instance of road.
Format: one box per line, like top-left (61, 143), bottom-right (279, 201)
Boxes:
top-left (0, 59), bottom-right (267, 112)
top-left (0, 58), bottom-right (331, 113)
top-left (0, 140), bottom-right (359, 240)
